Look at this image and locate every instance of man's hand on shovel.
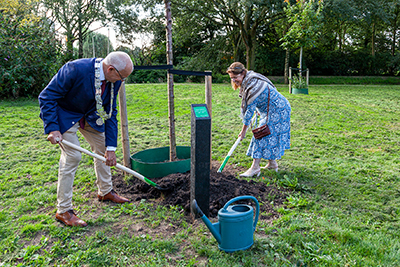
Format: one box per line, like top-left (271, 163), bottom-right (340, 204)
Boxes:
top-left (104, 151), bottom-right (117, 166)
top-left (51, 134), bottom-right (116, 167)
top-left (48, 131), bottom-right (62, 144)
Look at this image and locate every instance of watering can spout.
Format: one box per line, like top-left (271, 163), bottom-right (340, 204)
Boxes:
top-left (192, 200), bottom-right (222, 244)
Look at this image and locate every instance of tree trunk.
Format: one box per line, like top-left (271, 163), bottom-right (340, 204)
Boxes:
top-left (244, 29), bottom-right (256, 70)
top-left (371, 22), bottom-right (375, 56)
top-left (284, 49), bottom-right (289, 84)
top-left (338, 22), bottom-right (343, 50)
top-left (299, 46), bottom-right (303, 76)
top-left (245, 46), bottom-right (253, 70)
top-left (78, 10), bottom-right (83, 58)
top-left (65, 34), bottom-right (74, 62)
top-left (232, 32), bottom-right (242, 62)
top-left (238, 6), bottom-right (257, 70)
top-left (391, 18), bottom-right (397, 57)
top-left (164, 0), bottom-right (177, 161)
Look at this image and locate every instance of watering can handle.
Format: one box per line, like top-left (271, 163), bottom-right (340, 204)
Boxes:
top-left (222, 195), bottom-right (259, 232)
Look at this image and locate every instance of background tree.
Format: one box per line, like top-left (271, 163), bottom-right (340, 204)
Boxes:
top-left (172, 0), bottom-right (285, 70)
top-left (387, 0), bottom-right (400, 57)
top-left (280, 0), bottom-right (324, 75)
top-left (109, 0), bottom-right (286, 70)
top-left (81, 32), bottom-right (113, 58)
top-left (322, 0), bottom-right (358, 51)
top-left (270, 16), bottom-right (291, 83)
top-left (104, 0), bottom-right (142, 48)
top-left (105, 0), bottom-right (169, 66)
top-left (43, 0), bottom-right (105, 61)
top-left (352, 0), bottom-right (389, 57)
top-left (385, 0), bottom-right (400, 74)
top-left (171, 2), bottom-right (237, 76)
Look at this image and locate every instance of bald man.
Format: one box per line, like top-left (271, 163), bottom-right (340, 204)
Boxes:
top-left (39, 52), bottom-right (134, 227)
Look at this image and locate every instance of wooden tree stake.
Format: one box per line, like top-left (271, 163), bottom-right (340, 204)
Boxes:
top-left (118, 82), bottom-right (131, 173)
top-left (164, 0), bottom-right (177, 161)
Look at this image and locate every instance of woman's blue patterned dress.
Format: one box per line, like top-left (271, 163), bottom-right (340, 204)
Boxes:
top-left (242, 85), bottom-right (291, 160)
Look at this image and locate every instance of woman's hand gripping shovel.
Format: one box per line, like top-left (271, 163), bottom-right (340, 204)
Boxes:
top-left (58, 139), bottom-right (168, 191)
top-left (217, 115), bottom-right (256, 173)
top-left (217, 136), bottom-right (242, 173)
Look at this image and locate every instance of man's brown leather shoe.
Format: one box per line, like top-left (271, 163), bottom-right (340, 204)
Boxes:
top-left (98, 189), bottom-right (130, 203)
top-left (55, 210), bottom-right (88, 227)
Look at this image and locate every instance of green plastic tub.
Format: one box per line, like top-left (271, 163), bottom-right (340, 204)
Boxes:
top-left (130, 146), bottom-right (191, 178)
top-left (292, 88), bottom-right (309, 94)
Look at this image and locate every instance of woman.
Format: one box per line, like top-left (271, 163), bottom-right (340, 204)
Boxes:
top-left (227, 62), bottom-right (291, 177)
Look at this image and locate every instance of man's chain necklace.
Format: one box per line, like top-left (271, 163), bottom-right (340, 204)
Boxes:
top-left (95, 59), bottom-right (114, 126)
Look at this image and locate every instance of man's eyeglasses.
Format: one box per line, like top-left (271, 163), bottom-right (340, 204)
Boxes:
top-left (111, 65), bottom-right (125, 81)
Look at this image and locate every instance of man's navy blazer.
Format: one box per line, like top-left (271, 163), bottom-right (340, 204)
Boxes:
top-left (39, 58), bottom-right (122, 147)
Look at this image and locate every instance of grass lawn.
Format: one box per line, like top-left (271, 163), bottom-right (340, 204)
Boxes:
top-left (0, 83), bottom-right (399, 266)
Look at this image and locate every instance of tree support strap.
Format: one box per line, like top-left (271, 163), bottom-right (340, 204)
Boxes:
top-left (134, 65), bottom-right (212, 76)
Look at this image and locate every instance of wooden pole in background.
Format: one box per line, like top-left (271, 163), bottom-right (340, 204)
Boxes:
top-left (205, 73), bottom-right (212, 167)
top-left (118, 82), bottom-right (131, 172)
top-left (205, 73), bottom-right (212, 118)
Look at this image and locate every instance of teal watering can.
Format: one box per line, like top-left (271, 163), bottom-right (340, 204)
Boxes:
top-left (192, 195), bottom-right (259, 252)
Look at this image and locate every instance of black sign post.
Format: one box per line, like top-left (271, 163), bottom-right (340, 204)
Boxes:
top-left (190, 104), bottom-right (211, 218)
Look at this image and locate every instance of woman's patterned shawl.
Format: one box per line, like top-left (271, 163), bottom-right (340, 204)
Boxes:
top-left (239, 70), bottom-right (275, 116)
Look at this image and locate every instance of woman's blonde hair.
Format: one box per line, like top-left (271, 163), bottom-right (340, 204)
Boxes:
top-left (226, 62), bottom-right (247, 90)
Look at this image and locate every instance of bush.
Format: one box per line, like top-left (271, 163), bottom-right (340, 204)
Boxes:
top-left (304, 49), bottom-right (394, 76)
top-left (212, 73), bottom-right (230, 83)
top-left (129, 69), bottom-right (167, 83)
top-left (0, 11), bottom-right (61, 98)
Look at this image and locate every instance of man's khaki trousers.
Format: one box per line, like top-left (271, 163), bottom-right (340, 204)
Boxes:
top-left (57, 122), bottom-right (113, 213)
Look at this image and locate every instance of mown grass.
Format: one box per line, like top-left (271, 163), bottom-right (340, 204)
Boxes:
top-left (1, 83), bottom-right (399, 266)
top-left (269, 75), bottom-right (400, 85)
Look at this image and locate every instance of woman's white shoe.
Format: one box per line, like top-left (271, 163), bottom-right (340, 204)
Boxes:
top-left (240, 168), bottom-right (261, 177)
top-left (261, 166), bottom-right (279, 172)
top-left (261, 160), bottom-right (279, 172)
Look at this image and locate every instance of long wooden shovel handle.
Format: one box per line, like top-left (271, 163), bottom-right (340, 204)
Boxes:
top-left (217, 116), bottom-right (256, 173)
top-left (217, 136), bottom-right (241, 173)
top-left (60, 140), bottom-right (164, 190)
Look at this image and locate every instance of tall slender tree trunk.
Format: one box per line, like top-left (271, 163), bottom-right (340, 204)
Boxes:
top-left (284, 49), bottom-right (290, 84)
top-left (283, 23), bottom-right (290, 84)
top-left (164, 0), bottom-right (177, 161)
top-left (338, 22), bottom-right (343, 50)
top-left (389, 13), bottom-right (399, 75)
top-left (299, 46), bottom-right (303, 76)
top-left (78, 8), bottom-right (83, 58)
top-left (371, 22), bottom-right (375, 56)
top-left (391, 19), bottom-right (397, 57)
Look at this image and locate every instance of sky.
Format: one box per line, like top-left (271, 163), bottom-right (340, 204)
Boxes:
top-left (90, 23), bottom-right (154, 50)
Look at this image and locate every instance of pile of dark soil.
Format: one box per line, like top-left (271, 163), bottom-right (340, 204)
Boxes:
top-left (113, 162), bottom-right (289, 220)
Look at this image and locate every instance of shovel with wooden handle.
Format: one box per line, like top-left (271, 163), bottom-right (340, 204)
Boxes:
top-left (217, 136), bottom-right (241, 173)
top-left (217, 115), bottom-right (256, 173)
top-left (59, 139), bottom-right (168, 190)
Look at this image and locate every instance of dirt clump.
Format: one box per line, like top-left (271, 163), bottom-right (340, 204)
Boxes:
top-left (112, 161), bottom-right (289, 220)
